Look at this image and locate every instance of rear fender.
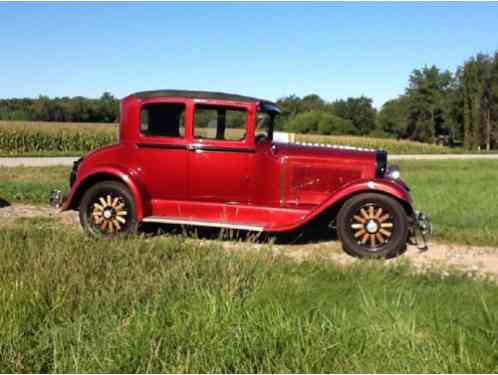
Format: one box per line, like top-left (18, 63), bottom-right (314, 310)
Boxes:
top-left (272, 179), bottom-right (413, 232)
top-left (62, 166), bottom-right (149, 221)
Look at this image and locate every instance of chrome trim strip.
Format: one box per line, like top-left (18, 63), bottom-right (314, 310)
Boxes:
top-left (136, 143), bottom-right (188, 150)
top-left (141, 216), bottom-right (264, 231)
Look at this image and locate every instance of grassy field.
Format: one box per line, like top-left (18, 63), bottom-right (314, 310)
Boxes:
top-left (0, 166), bottom-right (69, 204)
top-left (399, 159), bottom-right (498, 246)
top-left (1, 159), bottom-right (498, 247)
top-left (0, 120), bottom-right (463, 156)
top-left (0, 221), bottom-right (497, 372)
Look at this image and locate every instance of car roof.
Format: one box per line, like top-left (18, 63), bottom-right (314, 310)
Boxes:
top-left (131, 89), bottom-right (279, 109)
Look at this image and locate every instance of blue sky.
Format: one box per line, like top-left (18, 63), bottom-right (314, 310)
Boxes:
top-left (1, 2), bottom-right (498, 107)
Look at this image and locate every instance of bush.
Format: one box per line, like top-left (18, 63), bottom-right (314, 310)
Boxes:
top-left (286, 111), bottom-right (357, 135)
top-left (318, 113), bottom-right (356, 135)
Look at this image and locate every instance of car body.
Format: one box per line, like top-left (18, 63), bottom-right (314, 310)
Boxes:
top-left (52, 90), bottom-right (431, 257)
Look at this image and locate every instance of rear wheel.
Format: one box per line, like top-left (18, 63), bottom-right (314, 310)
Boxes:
top-left (337, 193), bottom-right (408, 258)
top-left (79, 181), bottom-right (138, 237)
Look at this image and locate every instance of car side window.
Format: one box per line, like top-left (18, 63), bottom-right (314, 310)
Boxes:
top-left (140, 103), bottom-right (185, 138)
top-left (194, 105), bottom-right (246, 141)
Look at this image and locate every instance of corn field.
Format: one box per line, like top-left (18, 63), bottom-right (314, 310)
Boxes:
top-left (0, 121), bottom-right (460, 156)
top-left (295, 134), bottom-right (461, 154)
top-left (0, 121), bottom-right (117, 155)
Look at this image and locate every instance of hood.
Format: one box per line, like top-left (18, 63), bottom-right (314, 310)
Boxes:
top-left (272, 142), bottom-right (386, 207)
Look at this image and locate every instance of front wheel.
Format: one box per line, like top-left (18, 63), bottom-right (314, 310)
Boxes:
top-left (79, 181), bottom-right (138, 237)
top-left (336, 193), bottom-right (409, 258)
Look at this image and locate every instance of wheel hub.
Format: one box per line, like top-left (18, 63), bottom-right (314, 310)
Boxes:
top-left (103, 208), bottom-right (114, 220)
top-left (366, 219), bottom-right (379, 234)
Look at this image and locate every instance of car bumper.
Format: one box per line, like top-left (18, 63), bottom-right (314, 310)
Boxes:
top-left (49, 189), bottom-right (66, 209)
top-left (409, 210), bottom-right (432, 250)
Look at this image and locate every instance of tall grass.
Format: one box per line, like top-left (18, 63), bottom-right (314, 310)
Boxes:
top-left (0, 221), bottom-right (497, 372)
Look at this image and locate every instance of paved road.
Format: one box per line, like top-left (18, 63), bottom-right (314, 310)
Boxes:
top-left (2, 154), bottom-right (498, 167)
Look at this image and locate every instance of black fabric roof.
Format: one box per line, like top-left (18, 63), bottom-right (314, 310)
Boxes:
top-left (131, 89), bottom-right (278, 107)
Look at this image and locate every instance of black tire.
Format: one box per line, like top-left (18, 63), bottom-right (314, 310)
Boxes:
top-left (79, 181), bottom-right (138, 237)
top-left (336, 193), bottom-right (408, 258)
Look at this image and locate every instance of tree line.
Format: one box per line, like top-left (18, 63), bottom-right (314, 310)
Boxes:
top-left (276, 51), bottom-right (498, 150)
top-left (1, 50), bottom-right (498, 149)
top-left (0, 92), bottom-right (119, 123)
top-left (275, 94), bottom-right (377, 136)
top-left (274, 66), bottom-right (462, 145)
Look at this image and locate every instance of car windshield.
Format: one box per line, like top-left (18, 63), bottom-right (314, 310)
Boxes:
top-left (256, 111), bottom-right (277, 141)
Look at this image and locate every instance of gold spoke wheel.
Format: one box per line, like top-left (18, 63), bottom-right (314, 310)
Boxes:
top-left (350, 203), bottom-right (394, 250)
top-left (90, 193), bottom-right (128, 234)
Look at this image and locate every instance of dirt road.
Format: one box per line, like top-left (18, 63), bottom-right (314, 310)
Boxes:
top-left (0, 157), bottom-right (79, 167)
top-left (2, 203), bottom-right (497, 280)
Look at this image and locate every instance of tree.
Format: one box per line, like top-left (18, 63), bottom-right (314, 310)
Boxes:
top-left (0, 94), bottom-right (120, 123)
top-left (330, 96), bottom-right (376, 135)
top-left (275, 94), bottom-right (303, 130)
top-left (445, 68), bottom-right (465, 144)
top-left (377, 97), bottom-right (409, 137)
top-left (461, 53), bottom-right (498, 150)
top-left (286, 111), bottom-right (355, 135)
top-left (98, 92), bottom-right (119, 123)
top-left (300, 94), bottom-right (326, 112)
top-left (403, 65), bottom-right (454, 143)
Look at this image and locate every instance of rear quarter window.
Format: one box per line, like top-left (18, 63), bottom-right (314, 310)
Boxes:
top-left (140, 103), bottom-right (185, 138)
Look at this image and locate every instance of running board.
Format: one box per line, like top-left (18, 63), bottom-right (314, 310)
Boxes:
top-left (141, 216), bottom-right (264, 232)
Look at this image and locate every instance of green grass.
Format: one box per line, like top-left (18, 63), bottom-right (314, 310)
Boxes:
top-left (400, 159), bottom-right (498, 246)
top-left (0, 221), bottom-right (497, 372)
top-left (0, 166), bottom-right (69, 204)
top-left (2, 160), bottom-right (498, 247)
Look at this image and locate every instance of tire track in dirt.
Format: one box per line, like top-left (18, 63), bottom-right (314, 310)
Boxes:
top-left (2, 203), bottom-right (497, 279)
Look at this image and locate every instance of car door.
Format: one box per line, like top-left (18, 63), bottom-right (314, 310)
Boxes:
top-left (188, 101), bottom-right (255, 204)
top-left (135, 99), bottom-right (190, 200)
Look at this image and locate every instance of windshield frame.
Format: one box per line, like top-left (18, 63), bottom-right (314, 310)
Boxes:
top-left (256, 103), bottom-right (281, 141)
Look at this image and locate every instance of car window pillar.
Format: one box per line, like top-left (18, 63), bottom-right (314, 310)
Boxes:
top-left (216, 109), bottom-right (226, 140)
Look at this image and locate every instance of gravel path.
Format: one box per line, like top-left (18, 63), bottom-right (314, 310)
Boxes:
top-left (2, 154), bottom-right (498, 167)
top-left (2, 203), bottom-right (497, 280)
top-left (0, 157), bottom-right (79, 167)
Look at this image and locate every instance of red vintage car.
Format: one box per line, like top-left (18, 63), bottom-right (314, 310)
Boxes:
top-left (51, 90), bottom-right (431, 258)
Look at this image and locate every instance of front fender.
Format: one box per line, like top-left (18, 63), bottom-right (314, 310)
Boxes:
top-left (62, 165), bottom-right (149, 221)
top-left (271, 178), bottom-right (413, 232)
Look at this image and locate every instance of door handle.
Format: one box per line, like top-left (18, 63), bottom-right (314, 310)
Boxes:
top-left (187, 144), bottom-right (201, 151)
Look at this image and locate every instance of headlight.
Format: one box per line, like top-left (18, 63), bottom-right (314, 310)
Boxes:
top-left (376, 150), bottom-right (387, 177)
top-left (385, 164), bottom-right (401, 180)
